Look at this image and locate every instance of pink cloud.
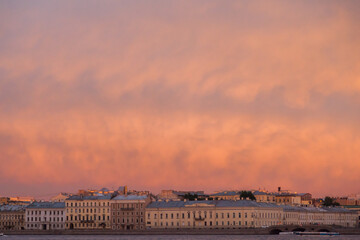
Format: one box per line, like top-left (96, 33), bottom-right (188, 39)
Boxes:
top-left (0, 0), bottom-right (360, 197)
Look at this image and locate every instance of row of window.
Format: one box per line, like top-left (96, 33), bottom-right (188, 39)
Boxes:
top-left (150, 220), bottom-right (254, 227)
top-left (26, 223), bottom-right (64, 228)
top-left (68, 208), bottom-right (109, 214)
top-left (0, 215), bottom-right (23, 220)
top-left (111, 203), bottom-right (144, 209)
top-left (0, 222), bottom-right (21, 226)
top-left (150, 212), bottom-right (253, 220)
top-left (111, 211), bottom-right (144, 216)
top-left (27, 217), bottom-right (64, 222)
top-left (112, 225), bottom-right (144, 230)
top-left (27, 210), bottom-right (63, 215)
top-left (67, 215), bottom-right (109, 221)
top-left (65, 223), bottom-right (106, 228)
top-left (112, 217), bottom-right (144, 224)
top-left (67, 202), bottom-right (109, 207)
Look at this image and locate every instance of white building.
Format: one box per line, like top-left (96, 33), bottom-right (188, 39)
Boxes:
top-left (25, 202), bottom-right (65, 230)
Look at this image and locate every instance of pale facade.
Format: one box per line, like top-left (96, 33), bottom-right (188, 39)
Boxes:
top-left (0, 205), bottom-right (26, 230)
top-left (110, 195), bottom-right (151, 230)
top-left (282, 206), bottom-right (357, 227)
top-left (146, 200), bottom-right (357, 229)
top-left (146, 200), bottom-right (283, 229)
top-left (25, 202), bottom-right (65, 230)
top-left (65, 195), bottom-right (111, 229)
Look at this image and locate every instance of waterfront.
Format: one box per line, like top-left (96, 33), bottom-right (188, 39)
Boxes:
top-left (2, 236), bottom-right (360, 240)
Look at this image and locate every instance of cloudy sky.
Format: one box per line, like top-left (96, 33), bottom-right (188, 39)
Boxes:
top-left (0, 0), bottom-right (359, 198)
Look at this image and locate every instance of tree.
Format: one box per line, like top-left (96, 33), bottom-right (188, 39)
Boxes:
top-left (240, 191), bottom-right (256, 201)
top-left (323, 196), bottom-right (340, 207)
top-left (184, 193), bottom-right (198, 201)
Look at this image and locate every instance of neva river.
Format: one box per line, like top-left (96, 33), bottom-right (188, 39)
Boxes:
top-left (2, 236), bottom-right (360, 240)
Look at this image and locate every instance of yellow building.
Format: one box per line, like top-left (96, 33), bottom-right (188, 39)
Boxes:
top-left (275, 194), bottom-right (301, 206)
top-left (65, 195), bottom-right (111, 229)
top-left (253, 191), bottom-right (276, 203)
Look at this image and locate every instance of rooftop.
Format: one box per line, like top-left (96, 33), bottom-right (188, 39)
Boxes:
top-left (147, 200), bottom-right (279, 209)
top-left (0, 205), bottom-right (27, 212)
top-left (26, 202), bottom-right (65, 209)
top-left (112, 195), bottom-right (148, 201)
top-left (210, 191), bottom-right (239, 196)
top-left (66, 195), bottom-right (111, 201)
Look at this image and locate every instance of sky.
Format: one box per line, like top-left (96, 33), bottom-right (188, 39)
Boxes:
top-left (0, 0), bottom-right (360, 198)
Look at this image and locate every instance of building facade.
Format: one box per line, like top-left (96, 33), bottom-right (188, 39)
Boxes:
top-left (65, 195), bottom-right (111, 229)
top-left (275, 194), bottom-right (301, 206)
top-left (253, 191), bottom-right (276, 203)
top-left (282, 205), bottom-right (357, 227)
top-left (145, 200), bottom-right (357, 229)
top-left (146, 200), bottom-right (283, 229)
top-left (25, 202), bottom-right (65, 230)
top-left (0, 205), bottom-right (26, 230)
top-left (210, 191), bottom-right (240, 200)
top-left (110, 195), bottom-right (151, 230)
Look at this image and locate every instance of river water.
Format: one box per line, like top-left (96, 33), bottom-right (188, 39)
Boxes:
top-left (1, 235), bottom-right (359, 240)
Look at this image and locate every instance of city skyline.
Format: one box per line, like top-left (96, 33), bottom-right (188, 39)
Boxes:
top-left (1, 0), bottom-right (360, 198)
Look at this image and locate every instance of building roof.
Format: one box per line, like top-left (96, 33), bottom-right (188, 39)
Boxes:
top-left (281, 205), bottom-right (355, 213)
top-left (66, 195), bottom-right (111, 201)
top-left (146, 200), bottom-right (356, 214)
top-left (253, 191), bottom-right (270, 196)
top-left (146, 200), bottom-right (280, 209)
top-left (172, 191), bottom-right (205, 196)
top-left (297, 193), bottom-right (311, 196)
top-left (0, 205), bottom-right (27, 212)
top-left (26, 202), bottom-right (65, 209)
top-left (210, 191), bottom-right (239, 196)
top-left (112, 195), bottom-right (148, 201)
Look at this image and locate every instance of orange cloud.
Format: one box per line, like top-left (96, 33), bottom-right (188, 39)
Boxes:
top-left (0, 0), bottom-right (360, 197)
